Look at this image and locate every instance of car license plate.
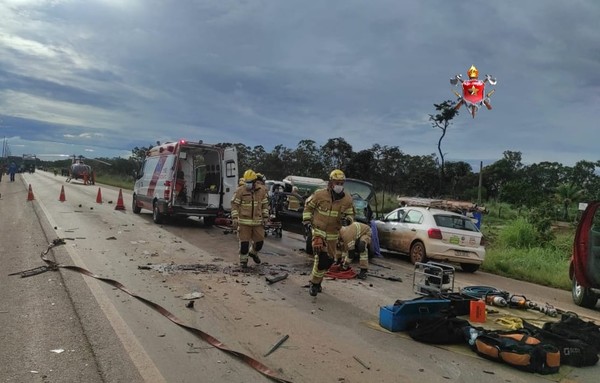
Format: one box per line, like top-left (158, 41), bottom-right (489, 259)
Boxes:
top-left (455, 250), bottom-right (470, 257)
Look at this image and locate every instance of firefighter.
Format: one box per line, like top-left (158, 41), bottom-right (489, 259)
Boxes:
top-left (303, 169), bottom-right (355, 296)
top-left (287, 186), bottom-right (301, 211)
top-left (231, 169), bottom-right (270, 268)
top-left (338, 217), bottom-right (372, 280)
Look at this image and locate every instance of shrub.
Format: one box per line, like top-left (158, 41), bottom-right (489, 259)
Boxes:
top-left (498, 217), bottom-right (538, 249)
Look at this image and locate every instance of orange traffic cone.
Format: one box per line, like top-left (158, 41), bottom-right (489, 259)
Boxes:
top-left (115, 188), bottom-right (126, 211)
top-left (96, 187), bottom-right (103, 203)
top-left (59, 185), bottom-right (66, 202)
top-left (27, 184), bottom-right (35, 201)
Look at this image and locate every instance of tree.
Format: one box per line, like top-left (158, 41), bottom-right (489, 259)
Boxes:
top-left (321, 137), bottom-right (353, 173)
top-left (429, 100), bottom-right (459, 190)
top-left (554, 183), bottom-right (585, 221)
top-left (483, 150), bottom-right (524, 200)
top-left (293, 139), bottom-right (323, 177)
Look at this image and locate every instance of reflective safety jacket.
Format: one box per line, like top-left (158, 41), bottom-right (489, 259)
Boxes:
top-left (303, 188), bottom-right (354, 241)
top-left (339, 222), bottom-right (372, 252)
top-left (231, 185), bottom-right (269, 226)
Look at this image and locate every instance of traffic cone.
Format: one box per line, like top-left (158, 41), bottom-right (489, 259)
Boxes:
top-left (59, 185), bottom-right (66, 202)
top-left (96, 187), bottom-right (103, 203)
top-left (115, 188), bottom-right (126, 211)
top-left (27, 184), bottom-right (35, 201)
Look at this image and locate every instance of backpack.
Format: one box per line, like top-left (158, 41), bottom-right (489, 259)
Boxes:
top-left (468, 329), bottom-right (560, 375)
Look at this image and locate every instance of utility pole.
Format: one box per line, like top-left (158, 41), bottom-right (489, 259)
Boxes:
top-left (477, 161), bottom-right (483, 205)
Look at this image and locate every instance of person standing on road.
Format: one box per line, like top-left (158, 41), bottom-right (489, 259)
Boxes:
top-left (338, 217), bottom-right (372, 280)
top-left (8, 161), bottom-right (17, 182)
top-left (230, 169), bottom-right (270, 269)
top-left (303, 169), bottom-right (355, 296)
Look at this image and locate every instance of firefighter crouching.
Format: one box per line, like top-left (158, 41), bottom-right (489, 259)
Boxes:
top-left (338, 217), bottom-right (372, 280)
top-left (231, 170), bottom-right (270, 268)
top-left (303, 169), bottom-right (355, 297)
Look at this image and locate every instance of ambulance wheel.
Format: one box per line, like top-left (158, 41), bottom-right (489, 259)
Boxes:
top-left (152, 203), bottom-right (164, 224)
top-left (132, 194), bottom-right (141, 214)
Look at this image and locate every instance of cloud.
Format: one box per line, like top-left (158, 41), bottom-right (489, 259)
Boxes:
top-left (0, 0), bottom-right (599, 167)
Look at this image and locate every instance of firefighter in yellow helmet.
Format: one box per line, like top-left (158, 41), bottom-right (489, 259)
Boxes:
top-left (231, 169), bottom-right (270, 268)
top-left (255, 172), bottom-right (268, 194)
top-left (302, 169), bottom-right (355, 296)
top-left (338, 216), bottom-right (372, 280)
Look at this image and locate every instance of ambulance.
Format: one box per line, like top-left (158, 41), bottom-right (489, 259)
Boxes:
top-left (132, 140), bottom-right (238, 225)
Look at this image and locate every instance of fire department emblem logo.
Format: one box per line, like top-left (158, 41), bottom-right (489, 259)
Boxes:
top-left (450, 65), bottom-right (497, 118)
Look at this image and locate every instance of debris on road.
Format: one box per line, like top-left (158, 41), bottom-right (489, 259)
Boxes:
top-left (264, 334), bottom-right (289, 357)
top-left (353, 355), bottom-right (370, 370)
top-left (367, 273), bottom-right (402, 282)
top-left (265, 272), bottom-right (288, 284)
top-left (182, 291), bottom-right (204, 300)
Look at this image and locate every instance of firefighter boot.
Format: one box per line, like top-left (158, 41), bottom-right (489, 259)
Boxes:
top-left (309, 282), bottom-right (322, 297)
top-left (249, 252), bottom-right (261, 265)
top-left (357, 268), bottom-right (368, 280)
top-left (240, 261), bottom-right (248, 269)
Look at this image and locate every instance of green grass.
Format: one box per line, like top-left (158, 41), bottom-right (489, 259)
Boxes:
top-left (95, 174), bottom-right (134, 190)
top-left (482, 228), bottom-right (573, 291)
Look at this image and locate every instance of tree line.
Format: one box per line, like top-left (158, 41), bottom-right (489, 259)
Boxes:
top-left (33, 137), bottom-right (599, 220)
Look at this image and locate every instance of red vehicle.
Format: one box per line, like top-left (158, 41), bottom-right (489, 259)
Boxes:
top-left (570, 201), bottom-right (600, 308)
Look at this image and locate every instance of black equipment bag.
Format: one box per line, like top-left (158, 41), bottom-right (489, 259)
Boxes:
top-left (470, 330), bottom-right (560, 375)
top-left (523, 315), bottom-right (600, 367)
top-left (541, 313), bottom-right (600, 350)
top-left (407, 309), bottom-right (470, 344)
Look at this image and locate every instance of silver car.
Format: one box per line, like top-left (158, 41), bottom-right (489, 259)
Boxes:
top-left (376, 206), bottom-right (485, 272)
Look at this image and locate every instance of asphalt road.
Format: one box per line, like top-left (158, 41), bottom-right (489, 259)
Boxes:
top-left (0, 174), bottom-right (143, 383)
top-left (2, 170), bottom-right (600, 383)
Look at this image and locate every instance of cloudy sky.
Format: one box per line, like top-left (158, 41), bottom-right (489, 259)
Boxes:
top-left (0, 0), bottom-right (598, 168)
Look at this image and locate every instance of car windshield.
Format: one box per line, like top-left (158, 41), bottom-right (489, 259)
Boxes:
top-left (344, 179), bottom-right (374, 201)
top-left (434, 214), bottom-right (478, 232)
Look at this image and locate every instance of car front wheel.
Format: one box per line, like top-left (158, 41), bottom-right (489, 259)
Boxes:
top-left (572, 276), bottom-right (598, 308)
top-left (409, 241), bottom-right (426, 264)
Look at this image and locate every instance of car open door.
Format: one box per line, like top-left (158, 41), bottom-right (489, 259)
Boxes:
top-left (571, 201), bottom-right (600, 308)
top-left (573, 201), bottom-right (600, 287)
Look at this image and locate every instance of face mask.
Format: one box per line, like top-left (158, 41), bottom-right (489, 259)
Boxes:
top-left (333, 185), bottom-right (344, 194)
top-left (245, 182), bottom-right (254, 190)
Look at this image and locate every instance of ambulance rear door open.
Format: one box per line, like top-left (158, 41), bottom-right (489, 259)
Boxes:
top-left (188, 144), bottom-right (237, 213)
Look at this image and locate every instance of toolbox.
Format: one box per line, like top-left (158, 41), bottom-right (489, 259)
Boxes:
top-left (379, 298), bottom-right (451, 332)
top-left (413, 262), bottom-right (455, 296)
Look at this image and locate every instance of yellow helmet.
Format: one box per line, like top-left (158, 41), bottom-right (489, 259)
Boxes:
top-left (329, 169), bottom-right (345, 181)
top-left (238, 177), bottom-right (245, 186)
top-left (243, 169), bottom-right (257, 182)
top-left (256, 172), bottom-right (265, 181)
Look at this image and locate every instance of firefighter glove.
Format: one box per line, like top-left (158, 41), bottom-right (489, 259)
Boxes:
top-left (232, 218), bottom-right (238, 228)
top-left (312, 236), bottom-right (325, 254)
